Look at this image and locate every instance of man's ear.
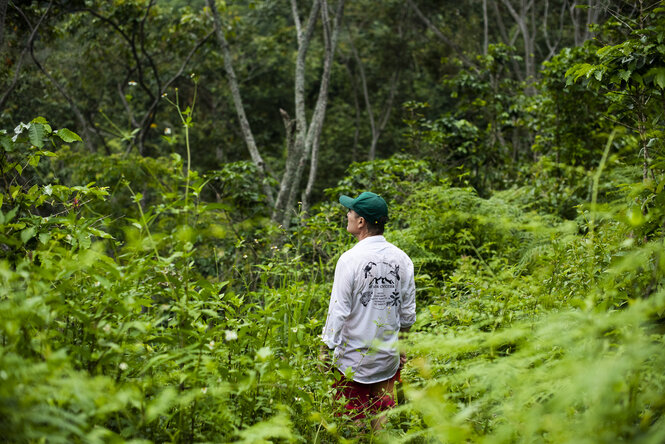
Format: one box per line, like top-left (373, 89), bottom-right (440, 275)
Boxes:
top-left (358, 216), bottom-right (366, 227)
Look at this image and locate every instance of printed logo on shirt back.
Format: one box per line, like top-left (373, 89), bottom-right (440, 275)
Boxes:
top-left (359, 261), bottom-right (402, 310)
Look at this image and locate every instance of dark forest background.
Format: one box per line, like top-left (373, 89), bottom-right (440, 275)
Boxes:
top-left (1, 1), bottom-right (665, 442)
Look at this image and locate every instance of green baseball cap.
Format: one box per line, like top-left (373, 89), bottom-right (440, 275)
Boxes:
top-left (339, 192), bottom-right (388, 224)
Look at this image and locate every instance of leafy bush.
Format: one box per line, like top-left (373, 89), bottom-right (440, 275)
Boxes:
top-left (2, 117), bottom-right (664, 442)
top-left (393, 184), bottom-right (553, 281)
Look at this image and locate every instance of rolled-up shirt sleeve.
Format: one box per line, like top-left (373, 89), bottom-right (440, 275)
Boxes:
top-left (399, 259), bottom-right (416, 328)
top-left (321, 256), bottom-right (353, 349)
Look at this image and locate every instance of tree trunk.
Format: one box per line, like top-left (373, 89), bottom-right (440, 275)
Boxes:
top-left (482, 0), bottom-right (489, 56)
top-left (367, 70), bottom-right (399, 161)
top-left (500, 0), bottom-right (536, 85)
top-left (344, 58), bottom-right (361, 162)
top-left (542, 0), bottom-right (566, 63)
top-left (302, 0), bottom-right (346, 216)
top-left (492, 1), bottom-right (524, 81)
top-left (207, 0), bottom-right (275, 207)
top-left (207, 0), bottom-right (344, 224)
top-left (271, 0), bottom-right (322, 224)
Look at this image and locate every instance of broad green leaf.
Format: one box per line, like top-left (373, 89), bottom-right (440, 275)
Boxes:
top-left (27, 184), bottom-right (38, 198)
top-left (20, 226), bottom-right (36, 244)
top-left (596, 45), bottom-right (615, 57)
top-left (78, 233), bottom-right (91, 249)
top-left (618, 69), bottom-right (632, 83)
top-left (88, 227), bottom-right (112, 239)
top-left (2, 206), bottom-right (18, 224)
top-left (647, 67), bottom-right (665, 88)
top-left (55, 128), bottom-right (83, 143)
top-left (566, 63), bottom-right (593, 82)
top-left (28, 123), bottom-right (46, 148)
top-left (0, 134), bottom-right (13, 152)
top-left (39, 232), bottom-right (51, 244)
top-left (593, 68), bottom-right (603, 81)
top-left (28, 155), bottom-right (41, 167)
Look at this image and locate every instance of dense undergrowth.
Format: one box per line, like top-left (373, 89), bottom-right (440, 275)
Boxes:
top-left (1, 117), bottom-right (664, 443)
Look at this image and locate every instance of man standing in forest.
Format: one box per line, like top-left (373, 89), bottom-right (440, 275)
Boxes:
top-left (320, 191), bottom-right (416, 429)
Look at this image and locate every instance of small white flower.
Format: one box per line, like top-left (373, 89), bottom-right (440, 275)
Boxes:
top-left (291, 327), bottom-right (298, 333)
top-left (161, 93), bottom-right (168, 98)
top-left (103, 324), bottom-right (111, 333)
top-left (225, 330), bottom-right (238, 341)
top-left (294, 397), bottom-right (302, 402)
top-left (164, 127), bottom-right (172, 135)
top-left (128, 81), bottom-right (137, 86)
top-left (242, 254), bottom-right (248, 259)
top-left (119, 362), bottom-right (128, 371)
top-left (201, 387), bottom-right (208, 394)
top-left (207, 340), bottom-right (215, 350)
top-left (94, 281), bottom-right (101, 287)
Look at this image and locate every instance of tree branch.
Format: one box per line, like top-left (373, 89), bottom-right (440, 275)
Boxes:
top-left (134, 29), bottom-right (213, 153)
top-left (406, 0), bottom-right (478, 71)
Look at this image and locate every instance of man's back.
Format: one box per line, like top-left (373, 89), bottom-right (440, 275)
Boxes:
top-left (322, 235), bottom-right (416, 383)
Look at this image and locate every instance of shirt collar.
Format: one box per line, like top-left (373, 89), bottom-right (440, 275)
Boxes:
top-left (354, 235), bottom-right (385, 247)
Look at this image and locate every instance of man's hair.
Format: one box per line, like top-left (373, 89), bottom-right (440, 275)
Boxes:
top-left (366, 215), bottom-right (388, 235)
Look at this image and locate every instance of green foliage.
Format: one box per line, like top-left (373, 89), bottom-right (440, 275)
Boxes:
top-left (384, 171), bottom-right (665, 444)
top-left (0, 116), bottom-right (348, 443)
top-left (401, 44), bottom-right (532, 192)
top-left (325, 154), bottom-right (436, 207)
top-left (4, 2), bottom-right (665, 441)
top-left (2, 113), bottom-right (665, 442)
top-left (393, 184), bottom-right (551, 280)
top-left (565, 3), bottom-right (665, 190)
top-left (532, 45), bottom-right (612, 166)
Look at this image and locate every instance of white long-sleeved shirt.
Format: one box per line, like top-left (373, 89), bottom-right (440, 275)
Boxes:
top-left (322, 235), bottom-right (416, 383)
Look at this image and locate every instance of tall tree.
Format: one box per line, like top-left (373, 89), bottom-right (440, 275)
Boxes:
top-left (207, 0), bottom-right (345, 225)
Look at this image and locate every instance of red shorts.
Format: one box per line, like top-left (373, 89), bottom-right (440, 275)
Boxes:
top-left (332, 370), bottom-right (400, 420)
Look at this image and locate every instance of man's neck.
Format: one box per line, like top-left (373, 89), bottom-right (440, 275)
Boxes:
top-left (355, 231), bottom-right (375, 242)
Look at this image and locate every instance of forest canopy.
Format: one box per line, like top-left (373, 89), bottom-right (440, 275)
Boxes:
top-left (1, 0), bottom-right (665, 442)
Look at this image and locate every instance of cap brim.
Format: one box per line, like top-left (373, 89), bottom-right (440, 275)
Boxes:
top-left (339, 195), bottom-right (355, 209)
